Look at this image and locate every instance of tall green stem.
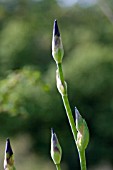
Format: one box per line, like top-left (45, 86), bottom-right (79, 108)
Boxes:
top-left (57, 63), bottom-right (87, 170)
top-left (57, 63), bottom-right (65, 85)
top-left (57, 63), bottom-right (77, 142)
top-left (62, 95), bottom-right (77, 142)
top-left (56, 164), bottom-right (61, 170)
top-left (79, 150), bottom-right (86, 170)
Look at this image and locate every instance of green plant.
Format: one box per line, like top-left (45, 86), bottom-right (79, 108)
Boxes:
top-left (50, 20), bottom-right (89, 170)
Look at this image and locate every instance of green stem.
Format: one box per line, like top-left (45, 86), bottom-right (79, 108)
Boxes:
top-left (57, 63), bottom-right (77, 142)
top-left (57, 63), bottom-right (65, 85)
top-left (62, 95), bottom-right (77, 142)
top-left (56, 164), bottom-right (61, 170)
top-left (57, 63), bottom-right (87, 170)
top-left (79, 150), bottom-right (86, 170)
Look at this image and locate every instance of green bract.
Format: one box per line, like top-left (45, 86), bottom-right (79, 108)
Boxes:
top-left (56, 69), bottom-right (67, 96)
top-left (75, 107), bottom-right (89, 151)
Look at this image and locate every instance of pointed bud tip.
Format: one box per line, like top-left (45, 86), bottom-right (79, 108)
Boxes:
top-left (6, 138), bottom-right (10, 143)
top-left (51, 128), bottom-right (54, 134)
top-left (5, 138), bottom-right (13, 156)
top-left (53, 19), bottom-right (60, 37)
top-left (6, 138), bottom-right (10, 149)
top-left (75, 107), bottom-right (81, 120)
top-left (54, 19), bottom-right (57, 23)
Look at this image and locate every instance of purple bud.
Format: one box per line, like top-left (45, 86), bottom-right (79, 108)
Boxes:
top-left (51, 128), bottom-right (62, 164)
top-left (4, 138), bottom-right (15, 170)
top-left (52, 20), bottom-right (64, 64)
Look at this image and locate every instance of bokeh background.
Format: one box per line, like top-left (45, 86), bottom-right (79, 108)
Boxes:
top-left (0, 0), bottom-right (113, 169)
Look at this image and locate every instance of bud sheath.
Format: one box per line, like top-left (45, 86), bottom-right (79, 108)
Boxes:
top-left (56, 69), bottom-right (67, 96)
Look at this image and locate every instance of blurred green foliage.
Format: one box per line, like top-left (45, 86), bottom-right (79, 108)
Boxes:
top-left (0, 0), bottom-right (113, 169)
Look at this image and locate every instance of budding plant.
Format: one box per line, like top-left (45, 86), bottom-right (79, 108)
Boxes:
top-left (51, 128), bottom-right (62, 170)
top-left (4, 138), bottom-right (16, 170)
top-left (51, 20), bottom-right (89, 170)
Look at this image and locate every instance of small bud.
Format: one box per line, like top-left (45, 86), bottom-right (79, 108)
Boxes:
top-left (56, 69), bottom-right (67, 96)
top-left (51, 128), bottom-right (62, 165)
top-left (75, 107), bottom-right (89, 151)
top-left (52, 20), bottom-right (64, 64)
top-left (4, 138), bottom-right (15, 170)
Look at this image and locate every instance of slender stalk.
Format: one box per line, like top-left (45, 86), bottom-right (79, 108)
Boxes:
top-left (57, 63), bottom-right (65, 85)
top-left (57, 63), bottom-right (87, 170)
top-left (62, 95), bottom-right (77, 142)
top-left (79, 150), bottom-right (86, 170)
top-left (57, 63), bottom-right (77, 142)
top-left (56, 164), bottom-right (61, 170)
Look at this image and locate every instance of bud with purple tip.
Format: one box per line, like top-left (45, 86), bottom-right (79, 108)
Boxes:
top-left (51, 128), bottom-right (62, 165)
top-left (52, 20), bottom-right (64, 64)
top-left (75, 107), bottom-right (89, 151)
top-left (4, 138), bottom-right (16, 170)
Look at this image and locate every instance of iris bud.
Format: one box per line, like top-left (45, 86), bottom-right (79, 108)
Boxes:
top-left (75, 107), bottom-right (89, 151)
top-left (4, 138), bottom-right (16, 170)
top-left (52, 20), bottom-right (64, 64)
top-left (51, 128), bottom-right (62, 165)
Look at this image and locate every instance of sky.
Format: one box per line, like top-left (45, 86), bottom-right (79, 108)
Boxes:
top-left (57, 0), bottom-right (97, 7)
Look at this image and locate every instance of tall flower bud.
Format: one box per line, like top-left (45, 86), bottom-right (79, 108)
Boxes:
top-left (4, 138), bottom-right (16, 170)
top-left (51, 128), bottom-right (62, 165)
top-left (52, 20), bottom-right (64, 64)
top-left (75, 107), bottom-right (89, 151)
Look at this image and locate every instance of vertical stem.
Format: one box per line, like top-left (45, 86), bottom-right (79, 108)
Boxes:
top-left (62, 95), bottom-right (77, 142)
top-left (57, 63), bottom-right (65, 85)
top-left (57, 63), bottom-right (77, 142)
top-left (79, 150), bottom-right (87, 170)
top-left (57, 62), bottom-right (87, 170)
top-left (56, 164), bottom-right (61, 170)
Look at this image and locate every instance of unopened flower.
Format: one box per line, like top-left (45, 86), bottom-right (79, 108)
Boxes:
top-left (51, 128), bottom-right (62, 165)
top-left (4, 138), bottom-right (15, 170)
top-left (52, 20), bottom-right (64, 64)
top-left (75, 107), bottom-right (89, 151)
